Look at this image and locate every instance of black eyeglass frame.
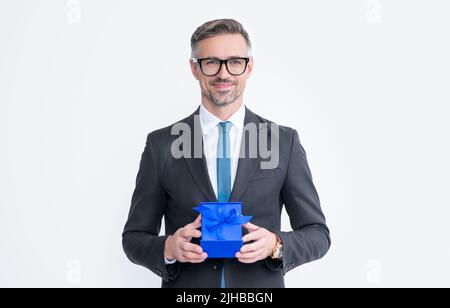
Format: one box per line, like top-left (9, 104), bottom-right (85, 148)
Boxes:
top-left (191, 57), bottom-right (250, 76)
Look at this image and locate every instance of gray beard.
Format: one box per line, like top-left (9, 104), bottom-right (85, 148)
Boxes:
top-left (204, 88), bottom-right (242, 107)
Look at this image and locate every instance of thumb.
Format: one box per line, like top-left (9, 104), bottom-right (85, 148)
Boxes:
top-left (191, 214), bottom-right (202, 229)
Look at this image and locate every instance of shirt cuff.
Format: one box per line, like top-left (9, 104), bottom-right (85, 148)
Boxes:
top-left (164, 256), bottom-right (177, 265)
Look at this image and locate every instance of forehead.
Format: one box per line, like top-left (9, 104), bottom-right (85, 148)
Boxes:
top-left (195, 34), bottom-right (249, 58)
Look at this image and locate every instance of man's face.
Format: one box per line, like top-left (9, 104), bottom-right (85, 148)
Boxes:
top-left (190, 34), bottom-right (253, 107)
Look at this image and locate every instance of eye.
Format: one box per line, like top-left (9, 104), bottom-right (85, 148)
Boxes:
top-left (229, 59), bottom-right (245, 66)
top-left (205, 60), bottom-right (220, 65)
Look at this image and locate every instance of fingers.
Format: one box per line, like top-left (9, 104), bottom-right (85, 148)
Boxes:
top-left (180, 228), bottom-right (202, 239)
top-left (237, 228), bottom-right (273, 263)
top-left (173, 237), bottom-right (208, 263)
top-left (236, 250), bottom-right (265, 263)
top-left (189, 214), bottom-right (202, 229)
top-left (180, 244), bottom-right (208, 263)
top-left (184, 258), bottom-right (206, 264)
top-left (237, 256), bottom-right (263, 263)
top-left (236, 250), bottom-right (258, 259)
top-left (239, 240), bottom-right (263, 253)
top-left (236, 239), bottom-right (263, 260)
top-left (182, 242), bottom-right (204, 254)
top-left (242, 229), bottom-right (264, 243)
top-left (180, 215), bottom-right (202, 240)
top-left (182, 250), bottom-right (207, 261)
top-left (171, 215), bottom-right (207, 263)
top-left (242, 222), bottom-right (260, 232)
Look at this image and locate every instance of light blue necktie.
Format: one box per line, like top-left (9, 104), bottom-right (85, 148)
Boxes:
top-left (217, 121), bottom-right (232, 288)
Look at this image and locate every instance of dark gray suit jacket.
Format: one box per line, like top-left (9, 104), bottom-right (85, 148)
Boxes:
top-left (122, 106), bottom-right (330, 288)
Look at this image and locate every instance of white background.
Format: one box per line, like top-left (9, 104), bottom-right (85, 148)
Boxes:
top-left (1, 0), bottom-right (449, 288)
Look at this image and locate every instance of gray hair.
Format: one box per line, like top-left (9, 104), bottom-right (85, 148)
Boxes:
top-left (191, 19), bottom-right (252, 58)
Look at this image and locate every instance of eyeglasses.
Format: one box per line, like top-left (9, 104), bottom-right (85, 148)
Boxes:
top-left (191, 57), bottom-right (250, 76)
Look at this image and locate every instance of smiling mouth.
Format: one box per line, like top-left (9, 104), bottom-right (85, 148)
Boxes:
top-left (212, 83), bottom-right (234, 89)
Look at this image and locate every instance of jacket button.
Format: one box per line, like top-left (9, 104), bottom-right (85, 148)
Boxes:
top-left (213, 262), bottom-right (223, 270)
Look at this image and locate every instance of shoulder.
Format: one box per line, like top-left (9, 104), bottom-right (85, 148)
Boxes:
top-left (247, 108), bottom-right (298, 144)
top-left (145, 112), bottom-right (194, 148)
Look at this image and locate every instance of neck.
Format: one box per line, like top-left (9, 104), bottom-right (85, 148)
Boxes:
top-left (201, 96), bottom-right (244, 121)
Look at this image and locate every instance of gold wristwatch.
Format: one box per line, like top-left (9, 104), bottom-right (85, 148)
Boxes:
top-left (271, 233), bottom-right (283, 259)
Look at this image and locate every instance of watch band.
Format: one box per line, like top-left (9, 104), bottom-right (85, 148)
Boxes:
top-left (271, 233), bottom-right (283, 259)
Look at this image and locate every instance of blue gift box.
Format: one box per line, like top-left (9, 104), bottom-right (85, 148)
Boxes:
top-left (193, 202), bottom-right (252, 258)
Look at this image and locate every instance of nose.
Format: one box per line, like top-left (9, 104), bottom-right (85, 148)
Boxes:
top-left (216, 62), bottom-right (231, 79)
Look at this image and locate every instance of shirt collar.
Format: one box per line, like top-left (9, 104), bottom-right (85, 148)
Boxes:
top-left (199, 103), bottom-right (246, 136)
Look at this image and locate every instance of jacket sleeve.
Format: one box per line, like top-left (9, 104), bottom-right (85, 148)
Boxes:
top-left (122, 132), bottom-right (180, 282)
top-left (266, 129), bottom-right (331, 274)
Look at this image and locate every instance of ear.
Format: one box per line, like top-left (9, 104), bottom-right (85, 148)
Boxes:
top-left (246, 57), bottom-right (254, 77)
top-left (189, 59), bottom-right (200, 80)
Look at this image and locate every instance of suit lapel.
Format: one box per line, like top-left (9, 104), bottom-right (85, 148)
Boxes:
top-left (229, 107), bottom-right (262, 202)
top-left (183, 108), bottom-right (217, 202)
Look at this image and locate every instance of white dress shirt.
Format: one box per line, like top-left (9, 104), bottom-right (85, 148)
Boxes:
top-left (199, 103), bottom-right (245, 199)
top-left (164, 103), bottom-right (246, 264)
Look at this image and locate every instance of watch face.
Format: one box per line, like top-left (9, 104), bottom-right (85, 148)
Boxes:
top-left (277, 244), bottom-right (283, 258)
top-left (273, 243), bottom-right (282, 258)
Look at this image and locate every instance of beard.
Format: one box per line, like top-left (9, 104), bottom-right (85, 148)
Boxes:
top-left (203, 83), bottom-right (243, 107)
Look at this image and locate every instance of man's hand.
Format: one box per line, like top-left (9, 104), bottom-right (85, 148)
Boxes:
top-left (164, 215), bottom-right (208, 263)
top-left (236, 222), bottom-right (278, 263)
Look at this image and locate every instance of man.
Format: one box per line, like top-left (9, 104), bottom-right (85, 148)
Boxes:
top-left (122, 19), bottom-right (330, 288)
